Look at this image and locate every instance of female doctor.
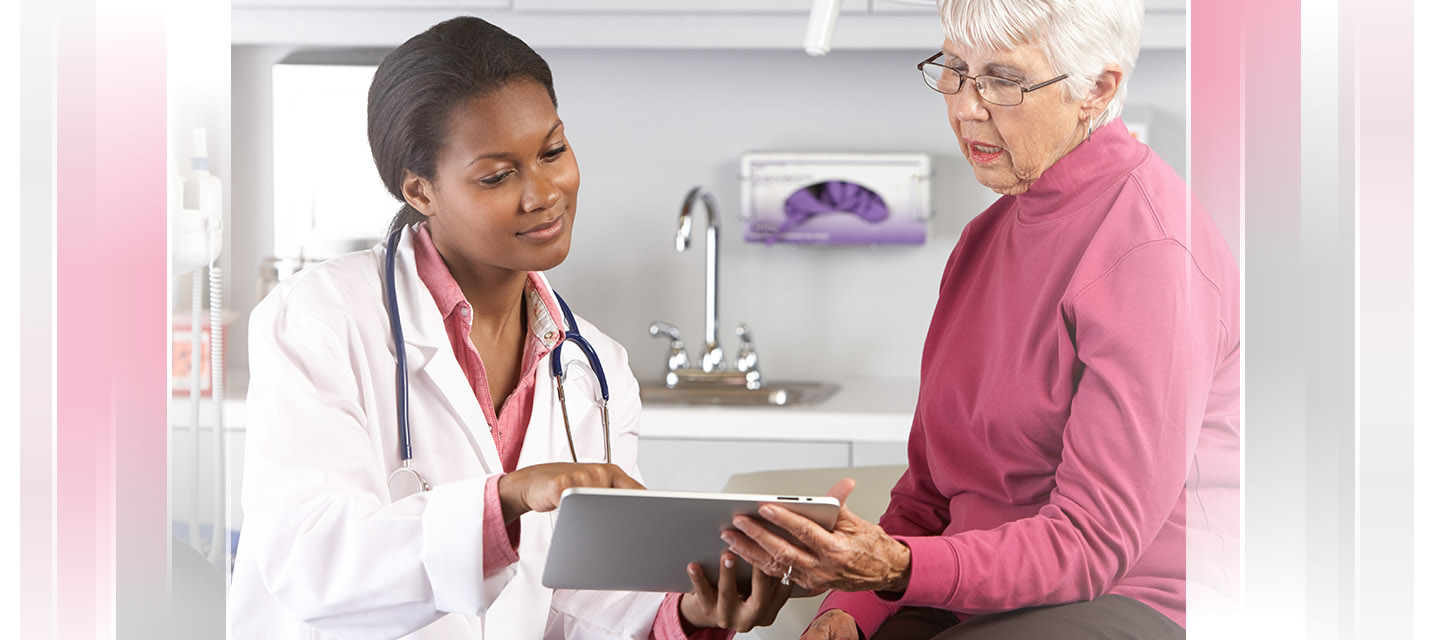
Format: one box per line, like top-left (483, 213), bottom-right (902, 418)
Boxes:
top-left (229, 16), bottom-right (790, 639)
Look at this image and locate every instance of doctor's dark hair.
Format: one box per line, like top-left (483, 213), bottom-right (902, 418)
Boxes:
top-left (368, 16), bottom-right (558, 239)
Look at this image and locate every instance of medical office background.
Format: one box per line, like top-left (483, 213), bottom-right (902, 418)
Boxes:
top-left (176, 0), bottom-right (1193, 623)
top-left (1, 0), bottom-right (1430, 639)
top-left (201, 0), bottom-right (1187, 545)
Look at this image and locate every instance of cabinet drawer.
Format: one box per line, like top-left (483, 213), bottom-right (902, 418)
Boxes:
top-left (638, 438), bottom-right (849, 492)
top-left (234, 0), bottom-right (510, 7)
top-left (852, 442), bottom-right (910, 467)
top-left (513, 0), bottom-right (866, 13)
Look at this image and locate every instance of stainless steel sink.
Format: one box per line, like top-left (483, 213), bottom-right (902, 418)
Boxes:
top-left (639, 380), bottom-right (840, 407)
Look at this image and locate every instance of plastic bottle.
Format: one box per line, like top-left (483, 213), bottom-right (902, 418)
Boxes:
top-left (178, 128), bottom-right (223, 269)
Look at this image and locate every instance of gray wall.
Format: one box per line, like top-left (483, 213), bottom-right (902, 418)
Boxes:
top-left (229, 46), bottom-right (1186, 385)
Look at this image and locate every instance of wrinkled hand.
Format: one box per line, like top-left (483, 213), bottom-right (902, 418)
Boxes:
top-left (679, 552), bottom-right (793, 633)
top-left (800, 609), bottom-right (860, 640)
top-left (724, 478), bottom-right (911, 593)
top-left (497, 462), bottom-right (644, 522)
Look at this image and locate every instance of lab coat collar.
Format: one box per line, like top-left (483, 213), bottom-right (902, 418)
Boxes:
top-left (393, 224), bottom-right (566, 352)
top-left (384, 225), bottom-right (447, 357)
top-left (381, 226), bottom-right (502, 472)
top-left (523, 271), bottom-right (564, 349)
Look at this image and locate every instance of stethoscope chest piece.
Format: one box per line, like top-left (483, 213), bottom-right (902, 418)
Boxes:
top-left (388, 462), bottom-right (431, 499)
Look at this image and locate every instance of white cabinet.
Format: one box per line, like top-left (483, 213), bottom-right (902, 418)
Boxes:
top-left (852, 441), bottom-right (909, 467)
top-left (870, 0), bottom-right (936, 14)
top-left (897, 0), bottom-right (1236, 14)
top-left (514, 0), bottom-right (867, 13)
top-left (873, 0), bottom-right (1189, 14)
top-left (637, 438), bottom-right (911, 493)
top-left (170, 425), bottom-right (247, 550)
top-left (638, 438), bottom-right (851, 492)
top-left (234, 0), bottom-right (509, 7)
top-left (234, 0), bottom-right (1186, 49)
top-left (634, 381), bottom-right (915, 491)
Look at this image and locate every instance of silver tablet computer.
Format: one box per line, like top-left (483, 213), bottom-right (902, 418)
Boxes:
top-left (541, 487), bottom-right (840, 593)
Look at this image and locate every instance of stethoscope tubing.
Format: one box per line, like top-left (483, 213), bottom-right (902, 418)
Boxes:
top-left (550, 293), bottom-right (610, 403)
top-left (385, 229), bottom-right (414, 464)
top-left (385, 228), bottom-right (611, 483)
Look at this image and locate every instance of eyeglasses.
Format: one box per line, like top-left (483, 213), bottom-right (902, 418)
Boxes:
top-left (916, 52), bottom-right (1067, 107)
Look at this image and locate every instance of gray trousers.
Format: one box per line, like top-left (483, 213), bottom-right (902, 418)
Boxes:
top-left (869, 595), bottom-right (1184, 640)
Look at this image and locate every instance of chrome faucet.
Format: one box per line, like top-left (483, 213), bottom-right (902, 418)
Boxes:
top-left (676, 186), bottom-right (725, 372)
top-left (649, 186), bottom-right (764, 390)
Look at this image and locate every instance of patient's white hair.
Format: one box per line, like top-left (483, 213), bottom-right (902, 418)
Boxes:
top-left (937, 0), bottom-right (1143, 127)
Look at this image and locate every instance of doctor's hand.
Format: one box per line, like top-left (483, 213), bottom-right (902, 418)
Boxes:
top-left (679, 551), bottom-right (792, 633)
top-left (724, 478), bottom-right (912, 594)
top-left (497, 463), bottom-right (643, 523)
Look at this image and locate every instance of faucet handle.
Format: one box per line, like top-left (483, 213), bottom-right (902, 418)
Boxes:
top-left (734, 324), bottom-right (757, 367)
top-left (734, 323), bottom-right (763, 390)
top-left (648, 321), bottom-right (692, 373)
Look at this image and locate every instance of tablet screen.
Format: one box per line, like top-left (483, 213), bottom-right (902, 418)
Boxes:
top-left (541, 488), bottom-right (840, 594)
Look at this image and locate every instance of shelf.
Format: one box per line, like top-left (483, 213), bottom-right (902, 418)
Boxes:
top-left (233, 7), bottom-right (1185, 50)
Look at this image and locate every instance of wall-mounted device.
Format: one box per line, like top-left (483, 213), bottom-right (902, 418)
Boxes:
top-left (740, 152), bottom-right (931, 246)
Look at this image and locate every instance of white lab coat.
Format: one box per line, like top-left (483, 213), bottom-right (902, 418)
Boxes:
top-left (230, 226), bottom-right (667, 639)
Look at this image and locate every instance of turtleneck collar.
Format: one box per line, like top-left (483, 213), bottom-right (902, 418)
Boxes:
top-left (1013, 118), bottom-right (1150, 223)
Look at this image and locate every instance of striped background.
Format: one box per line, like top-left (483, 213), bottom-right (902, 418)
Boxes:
top-left (1, 1), bottom-right (1430, 638)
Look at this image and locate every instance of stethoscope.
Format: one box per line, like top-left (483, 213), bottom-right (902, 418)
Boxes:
top-left (384, 228), bottom-right (611, 496)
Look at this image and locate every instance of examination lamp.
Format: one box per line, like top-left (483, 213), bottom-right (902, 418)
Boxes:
top-left (804, 0), bottom-right (843, 56)
top-left (805, 0), bottom-right (939, 57)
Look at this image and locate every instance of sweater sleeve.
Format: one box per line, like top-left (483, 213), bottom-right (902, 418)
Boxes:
top-left (813, 411), bottom-right (953, 635)
top-left (888, 240), bottom-right (1224, 614)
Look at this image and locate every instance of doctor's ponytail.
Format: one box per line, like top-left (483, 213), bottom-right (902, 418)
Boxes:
top-left (367, 17), bottom-right (558, 240)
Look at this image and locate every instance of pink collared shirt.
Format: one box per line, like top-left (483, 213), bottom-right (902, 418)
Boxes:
top-left (411, 224), bottom-right (720, 640)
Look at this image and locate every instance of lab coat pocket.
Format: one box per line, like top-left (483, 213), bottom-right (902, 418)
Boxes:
top-left (546, 589), bottom-right (667, 639)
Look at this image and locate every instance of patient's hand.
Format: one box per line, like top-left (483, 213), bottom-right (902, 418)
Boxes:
top-left (678, 551), bottom-right (792, 633)
top-left (800, 609), bottom-right (859, 640)
top-left (725, 478), bottom-right (912, 594)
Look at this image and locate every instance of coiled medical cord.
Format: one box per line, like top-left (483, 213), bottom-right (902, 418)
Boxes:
top-left (208, 263), bottom-right (226, 566)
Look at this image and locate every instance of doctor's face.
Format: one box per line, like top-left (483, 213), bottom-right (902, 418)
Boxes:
top-left (411, 80), bottom-right (580, 276)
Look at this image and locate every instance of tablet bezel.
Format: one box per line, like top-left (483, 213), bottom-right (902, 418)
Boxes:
top-left (541, 487), bottom-right (840, 594)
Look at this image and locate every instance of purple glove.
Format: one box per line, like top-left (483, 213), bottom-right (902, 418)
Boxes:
top-left (771, 181), bottom-right (889, 244)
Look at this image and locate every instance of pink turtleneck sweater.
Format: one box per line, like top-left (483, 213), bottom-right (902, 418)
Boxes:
top-left (818, 120), bottom-right (1241, 635)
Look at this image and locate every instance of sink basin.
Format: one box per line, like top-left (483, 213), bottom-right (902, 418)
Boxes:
top-left (639, 380), bottom-right (840, 407)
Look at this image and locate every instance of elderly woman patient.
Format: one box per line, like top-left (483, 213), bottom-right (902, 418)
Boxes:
top-left (726, 0), bottom-right (1239, 638)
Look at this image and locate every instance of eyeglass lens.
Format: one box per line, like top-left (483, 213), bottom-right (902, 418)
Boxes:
top-left (920, 65), bottom-right (1025, 106)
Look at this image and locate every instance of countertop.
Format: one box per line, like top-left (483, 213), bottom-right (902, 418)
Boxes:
top-left (637, 376), bottom-right (917, 443)
top-left (171, 376), bottom-right (919, 444)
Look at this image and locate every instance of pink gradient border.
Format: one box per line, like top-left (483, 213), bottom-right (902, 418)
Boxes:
top-left (25, 0), bottom-right (1422, 638)
top-left (17, 3), bottom-right (58, 639)
top-left (54, 1), bottom-right (169, 638)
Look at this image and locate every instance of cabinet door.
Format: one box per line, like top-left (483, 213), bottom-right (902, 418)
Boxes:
top-left (638, 438), bottom-right (850, 492)
top-left (875, 0), bottom-right (1186, 13)
top-left (514, 0), bottom-right (866, 13)
top-left (1146, 0), bottom-right (1187, 10)
top-left (170, 427), bottom-right (247, 547)
top-left (235, 0), bottom-right (510, 7)
top-left (869, 0), bottom-right (936, 14)
top-left (852, 442), bottom-right (910, 467)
